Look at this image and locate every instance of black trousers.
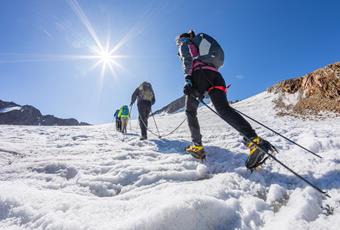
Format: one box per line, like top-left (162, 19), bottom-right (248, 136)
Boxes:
top-left (137, 100), bottom-right (152, 137)
top-left (185, 69), bottom-right (257, 144)
top-left (115, 119), bottom-right (121, 131)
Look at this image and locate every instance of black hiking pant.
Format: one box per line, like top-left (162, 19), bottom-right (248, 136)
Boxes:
top-left (186, 69), bottom-right (257, 144)
top-left (138, 100), bottom-right (152, 138)
top-left (115, 119), bottom-right (121, 132)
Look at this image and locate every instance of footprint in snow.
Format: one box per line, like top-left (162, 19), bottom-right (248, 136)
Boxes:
top-left (31, 163), bottom-right (78, 180)
top-left (72, 135), bottom-right (89, 141)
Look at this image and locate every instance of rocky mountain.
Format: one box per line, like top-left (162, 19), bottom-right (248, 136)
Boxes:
top-left (152, 96), bottom-right (186, 115)
top-left (269, 62), bottom-right (340, 116)
top-left (0, 100), bottom-right (89, 126)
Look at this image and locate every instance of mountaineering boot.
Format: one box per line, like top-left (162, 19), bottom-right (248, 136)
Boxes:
top-left (245, 136), bottom-right (276, 170)
top-left (186, 144), bottom-right (206, 160)
top-left (140, 136), bottom-right (147, 140)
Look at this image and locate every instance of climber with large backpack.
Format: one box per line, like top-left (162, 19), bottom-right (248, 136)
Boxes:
top-left (130, 82), bottom-right (155, 140)
top-left (118, 105), bottom-right (130, 134)
top-left (176, 30), bottom-right (275, 169)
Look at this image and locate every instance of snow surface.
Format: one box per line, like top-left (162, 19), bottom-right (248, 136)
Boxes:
top-left (280, 92), bottom-right (301, 107)
top-left (0, 91), bottom-right (340, 230)
top-left (0, 106), bottom-right (21, 113)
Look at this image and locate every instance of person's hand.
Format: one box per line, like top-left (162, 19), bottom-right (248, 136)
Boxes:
top-left (183, 75), bottom-right (193, 96)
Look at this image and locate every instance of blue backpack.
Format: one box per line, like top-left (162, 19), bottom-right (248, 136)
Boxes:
top-left (121, 105), bottom-right (129, 116)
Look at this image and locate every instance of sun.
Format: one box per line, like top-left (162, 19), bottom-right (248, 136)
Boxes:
top-left (89, 44), bottom-right (123, 79)
top-left (99, 50), bottom-right (111, 63)
top-left (97, 49), bottom-right (113, 64)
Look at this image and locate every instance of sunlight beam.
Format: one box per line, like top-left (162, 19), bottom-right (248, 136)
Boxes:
top-left (67, 0), bottom-right (103, 50)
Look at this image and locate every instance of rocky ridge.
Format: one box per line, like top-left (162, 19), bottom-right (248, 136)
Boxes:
top-left (268, 62), bottom-right (340, 116)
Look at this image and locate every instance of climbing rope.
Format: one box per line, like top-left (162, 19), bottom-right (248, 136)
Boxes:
top-left (151, 110), bottom-right (161, 137)
top-left (138, 111), bottom-right (187, 139)
top-left (160, 117), bottom-right (187, 138)
top-left (138, 114), bottom-right (162, 138)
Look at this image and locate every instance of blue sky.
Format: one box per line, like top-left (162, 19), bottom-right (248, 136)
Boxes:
top-left (1, 0), bottom-right (339, 124)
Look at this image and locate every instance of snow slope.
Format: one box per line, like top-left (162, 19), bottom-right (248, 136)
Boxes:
top-left (0, 92), bottom-right (339, 230)
top-left (0, 106), bottom-right (21, 113)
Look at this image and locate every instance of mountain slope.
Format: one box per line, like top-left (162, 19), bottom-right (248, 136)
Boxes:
top-left (0, 99), bottom-right (89, 126)
top-left (153, 95), bottom-right (185, 115)
top-left (0, 91), bottom-right (339, 229)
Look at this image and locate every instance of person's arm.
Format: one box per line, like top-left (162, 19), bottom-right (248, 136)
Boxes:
top-left (118, 108), bottom-right (122, 118)
top-left (130, 88), bottom-right (139, 106)
top-left (179, 43), bottom-right (193, 76)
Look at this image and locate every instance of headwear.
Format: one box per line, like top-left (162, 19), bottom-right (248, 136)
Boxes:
top-left (141, 81), bottom-right (151, 86)
top-left (188, 29), bottom-right (195, 38)
top-left (176, 33), bottom-right (190, 46)
top-left (176, 30), bottom-right (196, 46)
top-left (179, 33), bottom-right (190, 38)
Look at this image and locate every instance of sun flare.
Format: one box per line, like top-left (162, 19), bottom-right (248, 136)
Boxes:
top-left (93, 48), bottom-right (116, 68)
top-left (98, 50), bottom-right (112, 64)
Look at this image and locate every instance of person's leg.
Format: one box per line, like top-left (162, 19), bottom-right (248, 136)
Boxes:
top-left (126, 118), bottom-right (129, 133)
top-left (122, 118), bottom-right (128, 133)
top-left (195, 69), bottom-right (274, 168)
top-left (185, 95), bottom-right (202, 145)
top-left (194, 69), bottom-right (257, 139)
top-left (121, 118), bottom-right (125, 133)
top-left (209, 90), bottom-right (257, 139)
top-left (118, 119), bottom-right (122, 132)
top-left (138, 101), bottom-right (148, 138)
top-left (143, 102), bottom-right (152, 138)
top-left (138, 104), bottom-right (146, 137)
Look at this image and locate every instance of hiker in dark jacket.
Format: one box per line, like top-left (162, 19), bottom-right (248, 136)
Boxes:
top-left (176, 30), bottom-right (275, 170)
top-left (113, 109), bottom-right (121, 132)
top-left (130, 82), bottom-right (155, 140)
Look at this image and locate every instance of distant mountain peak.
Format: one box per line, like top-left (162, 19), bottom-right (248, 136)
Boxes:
top-left (153, 96), bottom-right (186, 115)
top-left (0, 99), bottom-right (89, 126)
